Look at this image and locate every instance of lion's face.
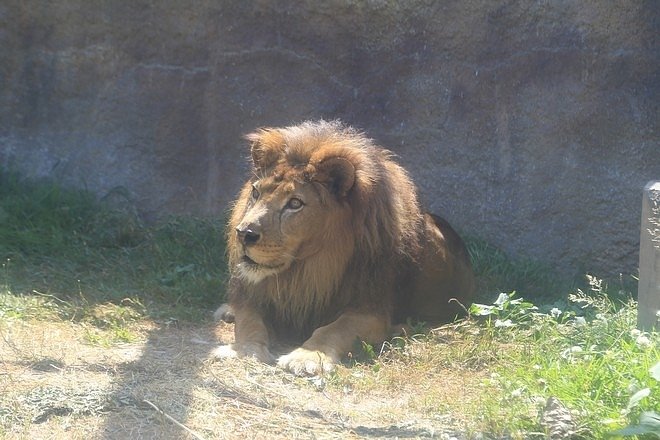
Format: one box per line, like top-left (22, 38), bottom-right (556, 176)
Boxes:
top-left (230, 124), bottom-right (360, 285)
top-left (234, 173), bottom-right (340, 284)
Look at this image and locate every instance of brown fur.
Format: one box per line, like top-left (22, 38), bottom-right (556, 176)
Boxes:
top-left (213, 120), bottom-right (474, 375)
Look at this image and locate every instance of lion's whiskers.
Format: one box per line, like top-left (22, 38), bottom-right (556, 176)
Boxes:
top-left (282, 252), bottom-right (301, 262)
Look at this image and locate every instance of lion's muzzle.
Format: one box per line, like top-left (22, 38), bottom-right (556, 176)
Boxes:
top-left (236, 225), bottom-right (261, 246)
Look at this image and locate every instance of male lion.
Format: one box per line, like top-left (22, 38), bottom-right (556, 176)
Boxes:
top-left (213, 120), bottom-right (474, 376)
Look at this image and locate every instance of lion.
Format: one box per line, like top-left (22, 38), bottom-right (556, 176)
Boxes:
top-left (213, 120), bottom-right (474, 376)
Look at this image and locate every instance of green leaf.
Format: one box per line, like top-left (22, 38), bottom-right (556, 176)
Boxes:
top-left (642, 411), bottom-right (660, 424)
top-left (470, 303), bottom-right (495, 316)
top-left (650, 361), bottom-right (660, 382)
top-left (494, 292), bottom-right (510, 306)
top-left (609, 411), bottom-right (660, 438)
top-left (627, 388), bottom-right (651, 410)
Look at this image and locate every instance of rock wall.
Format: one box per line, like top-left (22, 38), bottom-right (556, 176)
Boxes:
top-left (1, 0), bottom-right (658, 277)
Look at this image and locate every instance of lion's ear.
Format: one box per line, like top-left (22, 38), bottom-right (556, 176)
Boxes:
top-left (245, 129), bottom-right (285, 172)
top-left (315, 157), bottom-right (356, 197)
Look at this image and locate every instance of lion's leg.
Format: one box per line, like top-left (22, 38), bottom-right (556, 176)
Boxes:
top-left (277, 311), bottom-right (389, 376)
top-left (212, 305), bottom-right (274, 363)
top-left (408, 214), bottom-right (475, 323)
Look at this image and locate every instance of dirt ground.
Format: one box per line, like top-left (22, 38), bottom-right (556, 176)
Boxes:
top-left (0, 318), bottom-right (480, 439)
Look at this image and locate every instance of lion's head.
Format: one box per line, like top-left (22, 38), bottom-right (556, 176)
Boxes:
top-left (228, 123), bottom-right (384, 283)
top-left (227, 121), bottom-right (420, 292)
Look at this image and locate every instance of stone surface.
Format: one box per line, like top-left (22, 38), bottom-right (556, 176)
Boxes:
top-left (1, 1), bottom-right (658, 277)
top-left (638, 181), bottom-right (660, 331)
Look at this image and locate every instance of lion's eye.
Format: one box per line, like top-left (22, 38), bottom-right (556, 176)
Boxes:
top-left (251, 186), bottom-right (260, 200)
top-left (285, 198), bottom-right (304, 210)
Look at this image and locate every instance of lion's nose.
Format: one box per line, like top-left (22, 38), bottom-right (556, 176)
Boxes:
top-left (236, 226), bottom-right (260, 246)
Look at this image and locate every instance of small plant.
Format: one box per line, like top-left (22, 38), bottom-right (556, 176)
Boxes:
top-left (469, 291), bottom-right (539, 329)
top-left (346, 339), bottom-right (380, 367)
top-left (608, 361), bottom-right (660, 438)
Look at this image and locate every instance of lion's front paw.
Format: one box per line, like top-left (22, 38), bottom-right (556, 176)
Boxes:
top-left (277, 348), bottom-right (337, 376)
top-left (211, 343), bottom-right (275, 364)
top-left (212, 344), bottom-right (239, 359)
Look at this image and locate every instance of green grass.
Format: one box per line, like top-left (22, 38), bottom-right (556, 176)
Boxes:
top-left (1, 170), bottom-right (658, 439)
top-left (466, 283), bottom-right (659, 439)
top-left (0, 170), bottom-right (228, 324)
top-left (327, 285), bottom-right (658, 439)
top-left (466, 236), bottom-right (576, 305)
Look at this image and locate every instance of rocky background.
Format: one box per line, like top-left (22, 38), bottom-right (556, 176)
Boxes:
top-left (1, 1), bottom-right (658, 278)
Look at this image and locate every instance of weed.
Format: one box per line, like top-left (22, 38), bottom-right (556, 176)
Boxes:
top-left (609, 361), bottom-right (660, 438)
top-left (470, 291), bottom-right (539, 330)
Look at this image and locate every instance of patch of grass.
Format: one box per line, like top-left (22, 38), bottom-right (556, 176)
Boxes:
top-left (0, 170), bottom-right (227, 328)
top-left (326, 277), bottom-right (658, 439)
top-left (466, 236), bottom-right (574, 304)
top-left (77, 300), bottom-right (146, 346)
top-left (0, 171), bottom-right (100, 256)
top-left (465, 280), bottom-right (658, 439)
top-left (82, 324), bottom-right (140, 347)
top-left (0, 290), bottom-right (62, 321)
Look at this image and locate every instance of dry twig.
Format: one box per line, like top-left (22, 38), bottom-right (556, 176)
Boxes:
top-left (142, 399), bottom-right (208, 440)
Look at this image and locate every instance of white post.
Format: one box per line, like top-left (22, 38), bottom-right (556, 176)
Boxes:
top-left (637, 181), bottom-right (660, 331)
